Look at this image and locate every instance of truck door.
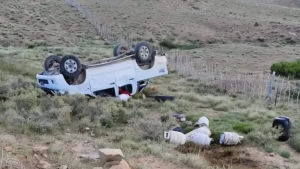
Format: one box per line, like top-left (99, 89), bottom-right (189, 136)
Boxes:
top-left (90, 71), bottom-right (116, 94)
top-left (115, 67), bottom-right (137, 96)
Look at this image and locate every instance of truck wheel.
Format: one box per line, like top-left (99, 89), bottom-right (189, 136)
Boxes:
top-left (60, 55), bottom-right (82, 78)
top-left (134, 42), bottom-right (153, 63)
top-left (113, 43), bottom-right (130, 57)
top-left (44, 55), bottom-right (61, 71)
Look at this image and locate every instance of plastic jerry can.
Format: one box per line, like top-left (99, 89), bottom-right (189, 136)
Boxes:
top-left (219, 132), bottom-right (244, 145)
top-left (189, 132), bottom-right (212, 147)
top-left (185, 126), bottom-right (211, 137)
top-left (272, 116), bottom-right (291, 142)
top-left (164, 131), bottom-right (186, 145)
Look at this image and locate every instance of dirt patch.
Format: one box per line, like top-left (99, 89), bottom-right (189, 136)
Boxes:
top-left (128, 155), bottom-right (191, 169)
top-left (175, 142), bottom-right (287, 169)
top-left (203, 146), bottom-right (260, 169)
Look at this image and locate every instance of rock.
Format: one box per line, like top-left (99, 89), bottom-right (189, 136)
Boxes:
top-left (34, 154), bottom-right (39, 159)
top-left (33, 146), bottom-right (49, 154)
top-left (104, 161), bottom-right (121, 168)
top-left (269, 153), bottom-right (274, 157)
top-left (79, 154), bottom-right (89, 159)
top-left (257, 37), bottom-right (265, 42)
top-left (85, 127), bottom-right (90, 131)
top-left (254, 22), bottom-right (259, 27)
top-left (42, 153), bottom-right (48, 158)
top-left (4, 146), bottom-right (12, 152)
top-left (93, 167), bottom-right (103, 169)
top-left (109, 159), bottom-right (131, 169)
top-left (59, 165), bottom-right (68, 169)
top-left (39, 160), bottom-right (51, 169)
top-left (98, 148), bottom-right (124, 163)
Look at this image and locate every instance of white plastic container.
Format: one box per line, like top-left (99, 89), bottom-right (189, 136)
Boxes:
top-left (188, 132), bottom-right (212, 147)
top-left (193, 126), bottom-right (212, 136)
top-left (117, 94), bottom-right (130, 101)
top-left (195, 116), bottom-right (209, 127)
top-left (164, 131), bottom-right (186, 145)
top-left (219, 132), bottom-right (244, 145)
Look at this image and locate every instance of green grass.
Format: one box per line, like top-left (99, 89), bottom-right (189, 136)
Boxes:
top-left (290, 135), bottom-right (300, 153)
top-left (280, 150), bottom-right (291, 158)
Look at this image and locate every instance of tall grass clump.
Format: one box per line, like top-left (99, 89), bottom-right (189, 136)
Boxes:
top-left (289, 134), bottom-right (300, 153)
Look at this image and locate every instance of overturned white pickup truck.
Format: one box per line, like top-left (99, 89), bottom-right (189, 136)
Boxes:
top-left (36, 41), bottom-right (169, 97)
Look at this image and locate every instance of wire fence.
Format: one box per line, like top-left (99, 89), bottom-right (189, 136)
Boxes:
top-left (63, 0), bottom-right (300, 108)
top-left (64, 0), bottom-right (167, 54)
top-left (167, 54), bottom-right (300, 108)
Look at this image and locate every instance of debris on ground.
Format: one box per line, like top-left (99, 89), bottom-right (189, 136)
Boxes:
top-left (171, 125), bottom-right (183, 133)
top-left (194, 116), bottom-right (209, 127)
top-left (164, 130), bottom-right (187, 145)
top-left (164, 116), bottom-right (244, 148)
top-left (172, 113), bottom-right (186, 122)
top-left (116, 94), bottom-right (131, 101)
top-left (219, 132), bottom-right (244, 145)
top-left (272, 116), bottom-right (291, 142)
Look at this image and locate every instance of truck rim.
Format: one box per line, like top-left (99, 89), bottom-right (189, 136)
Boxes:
top-left (64, 59), bottom-right (78, 73)
top-left (140, 46), bottom-right (149, 58)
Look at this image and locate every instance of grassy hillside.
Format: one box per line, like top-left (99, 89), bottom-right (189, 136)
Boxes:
top-left (77, 0), bottom-right (300, 46)
top-left (1, 46), bottom-right (300, 169)
top-left (0, 0), bottom-right (300, 169)
top-left (0, 0), bottom-right (101, 47)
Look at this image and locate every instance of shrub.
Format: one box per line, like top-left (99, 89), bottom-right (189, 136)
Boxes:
top-left (232, 121), bottom-right (255, 134)
top-left (135, 115), bottom-right (177, 141)
top-left (270, 59), bottom-right (300, 78)
top-left (245, 124), bottom-right (281, 152)
top-left (159, 39), bottom-right (202, 50)
top-left (280, 150), bottom-right (290, 158)
top-left (289, 135), bottom-right (300, 152)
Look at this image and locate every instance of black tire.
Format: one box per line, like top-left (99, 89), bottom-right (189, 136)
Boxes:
top-left (44, 55), bottom-right (61, 71)
top-left (113, 43), bottom-right (130, 57)
top-left (134, 42), bottom-right (154, 63)
top-left (59, 55), bottom-right (82, 78)
top-left (154, 95), bottom-right (175, 102)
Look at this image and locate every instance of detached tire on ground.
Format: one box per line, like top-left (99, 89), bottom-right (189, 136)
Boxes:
top-left (134, 42), bottom-right (154, 63)
top-left (113, 43), bottom-right (130, 57)
top-left (59, 55), bottom-right (82, 78)
top-left (154, 95), bottom-right (175, 102)
top-left (44, 55), bottom-right (61, 71)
